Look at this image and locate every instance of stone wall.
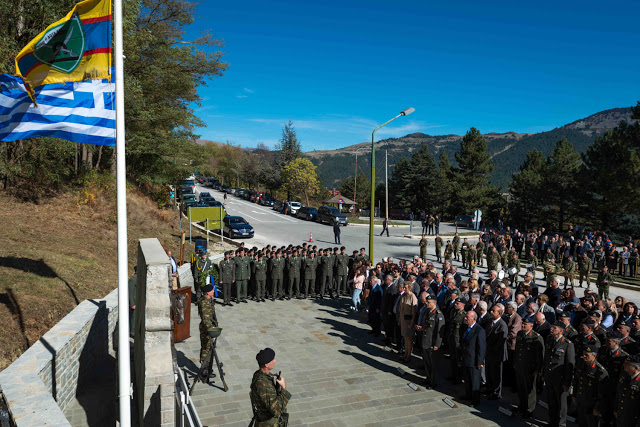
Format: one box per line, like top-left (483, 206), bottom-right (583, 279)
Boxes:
top-left (133, 238), bottom-right (174, 426)
top-left (0, 288), bottom-right (119, 426)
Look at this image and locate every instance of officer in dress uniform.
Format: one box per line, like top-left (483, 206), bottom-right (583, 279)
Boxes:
top-left (218, 251), bottom-right (235, 307)
top-left (572, 343), bottom-right (608, 427)
top-left (542, 321), bottom-right (575, 427)
top-left (415, 294), bottom-right (445, 389)
top-left (614, 354), bottom-right (640, 426)
top-left (558, 312), bottom-right (579, 343)
top-left (447, 299), bottom-right (466, 384)
top-left (514, 317), bottom-right (544, 419)
top-left (575, 318), bottom-right (601, 369)
top-left (598, 330), bottom-right (629, 426)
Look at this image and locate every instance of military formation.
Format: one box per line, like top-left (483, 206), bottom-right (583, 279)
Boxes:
top-left (193, 244), bottom-right (367, 306)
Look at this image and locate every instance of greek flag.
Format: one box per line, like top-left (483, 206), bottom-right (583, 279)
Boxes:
top-left (0, 73), bottom-right (115, 146)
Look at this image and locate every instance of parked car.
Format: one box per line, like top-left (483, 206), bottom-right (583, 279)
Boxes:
top-left (273, 200), bottom-right (284, 212)
top-left (288, 202), bottom-right (303, 215)
top-left (223, 216), bottom-right (254, 238)
top-left (199, 196), bottom-right (216, 205)
top-left (196, 191), bottom-right (211, 202)
top-left (454, 215), bottom-right (476, 228)
top-left (317, 206), bottom-right (348, 226)
top-left (296, 207), bottom-right (317, 221)
top-left (181, 194), bottom-right (196, 203)
top-left (258, 195), bottom-right (274, 206)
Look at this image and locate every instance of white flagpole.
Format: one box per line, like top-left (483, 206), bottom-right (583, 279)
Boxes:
top-left (114, 0), bottom-right (132, 423)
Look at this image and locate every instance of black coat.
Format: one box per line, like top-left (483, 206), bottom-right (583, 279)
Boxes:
top-left (484, 318), bottom-right (508, 362)
top-left (460, 322), bottom-right (487, 368)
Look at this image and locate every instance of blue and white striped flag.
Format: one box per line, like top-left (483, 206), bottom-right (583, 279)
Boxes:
top-left (0, 73), bottom-right (115, 146)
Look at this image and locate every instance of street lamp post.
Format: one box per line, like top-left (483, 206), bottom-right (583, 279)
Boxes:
top-left (352, 146), bottom-right (369, 217)
top-left (369, 108), bottom-right (415, 261)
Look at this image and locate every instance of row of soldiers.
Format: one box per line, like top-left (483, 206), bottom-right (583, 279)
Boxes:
top-left (194, 245), bottom-right (371, 306)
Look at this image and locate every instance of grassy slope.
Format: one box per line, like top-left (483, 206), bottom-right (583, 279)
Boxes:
top-left (0, 187), bottom-right (195, 370)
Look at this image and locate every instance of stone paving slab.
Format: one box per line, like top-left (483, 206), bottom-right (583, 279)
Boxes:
top-left (175, 295), bottom-right (551, 427)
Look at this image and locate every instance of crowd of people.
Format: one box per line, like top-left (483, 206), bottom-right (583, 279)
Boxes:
top-left (190, 226), bottom-right (640, 426)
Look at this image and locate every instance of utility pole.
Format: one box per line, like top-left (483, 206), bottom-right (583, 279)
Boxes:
top-left (353, 153), bottom-right (358, 217)
top-left (385, 150), bottom-right (389, 222)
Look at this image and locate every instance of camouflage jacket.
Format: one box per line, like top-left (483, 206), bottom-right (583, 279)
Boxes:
top-left (250, 370), bottom-right (291, 426)
top-left (198, 297), bottom-right (217, 330)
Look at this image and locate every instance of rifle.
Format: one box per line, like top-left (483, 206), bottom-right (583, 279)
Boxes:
top-left (190, 328), bottom-right (228, 394)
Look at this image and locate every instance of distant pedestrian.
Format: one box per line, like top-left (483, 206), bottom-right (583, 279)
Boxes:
top-left (223, 191), bottom-right (227, 205)
top-left (333, 219), bottom-right (341, 244)
top-left (380, 217), bottom-right (389, 237)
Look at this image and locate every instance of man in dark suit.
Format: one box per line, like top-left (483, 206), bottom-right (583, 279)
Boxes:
top-left (533, 312), bottom-right (551, 342)
top-left (459, 310), bottom-right (487, 407)
top-left (484, 303), bottom-right (508, 400)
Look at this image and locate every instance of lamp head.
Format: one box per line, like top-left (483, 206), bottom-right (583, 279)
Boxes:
top-left (400, 107), bottom-right (415, 116)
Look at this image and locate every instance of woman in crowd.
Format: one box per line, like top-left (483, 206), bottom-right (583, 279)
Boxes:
top-left (352, 267), bottom-right (365, 312)
top-left (397, 282), bottom-right (418, 363)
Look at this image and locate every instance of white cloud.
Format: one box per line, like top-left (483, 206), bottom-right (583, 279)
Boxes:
top-left (236, 95), bottom-right (248, 99)
top-left (243, 88), bottom-right (254, 93)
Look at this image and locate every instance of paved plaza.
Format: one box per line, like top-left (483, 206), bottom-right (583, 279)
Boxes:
top-left (177, 294), bottom-right (542, 427)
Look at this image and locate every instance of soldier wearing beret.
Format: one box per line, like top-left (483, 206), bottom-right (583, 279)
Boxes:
top-left (234, 248), bottom-right (251, 303)
top-left (614, 354), bottom-right (640, 426)
top-left (198, 283), bottom-right (217, 363)
top-left (253, 253), bottom-right (268, 302)
top-left (598, 330), bottom-right (629, 426)
top-left (218, 251), bottom-right (235, 307)
top-left (268, 251), bottom-right (285, 301)
top-left (542, 321), bottom-right (575, 427)
top-left (572, 343), bottom-right (608, 427)
top-left (250, 348), bottom-right (291, 427)
top-left (514, 317), bottom-right (544, 419)
top-left (415, 294), bottom-right (445, 389)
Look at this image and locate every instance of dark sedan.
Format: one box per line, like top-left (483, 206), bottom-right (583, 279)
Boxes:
top-left (223, 216), bottom-right (254, 239)
top-left (296, 206), bottom-right (317, 221)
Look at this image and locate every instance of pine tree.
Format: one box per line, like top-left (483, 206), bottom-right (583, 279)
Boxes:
top-left (543, 138), bottom-right (581, 231)
top-left (406, 146), bottom-right (437, 213)
top-left (275, 120), bottom-right (302, 167)
top-left (452, 128), bottom-right (494, 214)
top-left (432, 150), bottom-right (453, 218)
top-left (509, 149), bottom-right (546, 229)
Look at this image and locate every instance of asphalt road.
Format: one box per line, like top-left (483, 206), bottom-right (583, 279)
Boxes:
top-left (195, 184), bottom-right (640, 302)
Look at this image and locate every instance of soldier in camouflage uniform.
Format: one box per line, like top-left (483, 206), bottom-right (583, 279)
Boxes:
top-left (419, 235), bottom-right (428, 262)
top-left (563, 255), bottom-right (576, 289)
top-left (444, 240), bottom-right (453, 262)
top-left (476, 239), bottom-right (485, 268)
top-left (597, 266), bottom-right (613, 300)
top-left (452, 233), bottom-right (460, 261)
top-left (286, 249), bottom-right (301, 299)
top-left (250, 348), bottom-right (291, 427)
top-left (218, 251), bottom-right (235, 306)
top-left (507, 253), bottom-right (521, 287)
top-left (435, 234), bottom-right (444, 263)
top-left (578, 253), bottom-right (592, 289)
top-left (460, 238), bottom-right (469, 268)
top-left (198, 283), bottom-right (217, 363)
top-left (486, 247), bottom-right (500, 274)
top-left (254, 253), bottom-right (268, 302)
top-left (467, 245), bottom-right (477, 275)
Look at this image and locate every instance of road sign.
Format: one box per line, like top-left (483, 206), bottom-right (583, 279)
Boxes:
top-left (338, 198), bottom-right (344, 204)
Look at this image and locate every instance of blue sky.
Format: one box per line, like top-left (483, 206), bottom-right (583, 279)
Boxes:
top-left (186, 1), bottom-right (640, 151)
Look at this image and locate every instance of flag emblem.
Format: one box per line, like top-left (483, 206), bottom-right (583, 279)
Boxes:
top-left (33, 13), bottom-right (86, 74)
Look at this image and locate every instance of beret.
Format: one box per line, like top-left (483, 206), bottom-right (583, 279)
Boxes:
top-left (558, 312), bottom-right (571, 319)
top-left (202, 283), bottom-right (214, 293)
top-left (256, 348), bottom-right (276, 366)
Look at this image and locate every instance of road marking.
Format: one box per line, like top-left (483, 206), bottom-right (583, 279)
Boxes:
top-left (251, 210), bottom-right (267, 215)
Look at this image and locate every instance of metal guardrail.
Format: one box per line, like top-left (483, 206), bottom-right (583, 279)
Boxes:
top-left (175, 368), bottom-right (202, 427)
